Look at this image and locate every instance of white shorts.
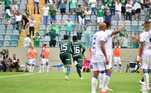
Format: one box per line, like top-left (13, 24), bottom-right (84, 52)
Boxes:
top-left (97, 17), bottom-right (104, 23)
top-left (28, 59), bottom-right (36, 65)
top-left (106, 55), bottom-right (112, 69)
top-left (91, 62), bottom-right (106, 71)
top-left (142, 55), bottom-right (151, 70)
top-left (114, 57), bottom-right (121, 65)
top-left (41, 58), bottom-right (48, 65)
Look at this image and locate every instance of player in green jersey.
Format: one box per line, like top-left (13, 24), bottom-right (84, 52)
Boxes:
top-left (72, 36), bottom-right (86, 79)
top-left (59, 35), bottom-right (73, 80)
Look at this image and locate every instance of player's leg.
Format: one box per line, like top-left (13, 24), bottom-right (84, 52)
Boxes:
top-left (98, 62), bottom-right (108, 93)
top-left (118, 57), bottom-right (122, 72)
top-left (75, 57), bottom-right (83, 79)
top-left (105, 55), bottom-right (113, 91)
top-left (60, 54), bottom-right (67, 78)
top-left (65, 54), bottom-right (72, 79)
top-left (31, 59), bottom-right (36, 72)
top-left (141, 56), bottom-right (150, 92)
top-left (46, 59), bottom-right (49, 72)
top-left (28, 59), bottom-right (32, 72)
top-left (91, 63), bottom-right (99, 93)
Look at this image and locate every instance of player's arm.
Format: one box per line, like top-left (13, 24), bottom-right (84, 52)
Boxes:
top-left (138, 42), bottom-right (144, 63)
top-left (100, 41), bottom-right (108, 64)
top-left (111, 22), bottom-right (125, 36)
top-left (81, 44), bottom-right (86, 56)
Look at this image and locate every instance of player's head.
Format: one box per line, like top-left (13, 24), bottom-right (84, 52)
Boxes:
top-left (144, 21), bottom-right (151, 32)
top-left (99, 22), bottom-right (107, 31)
top-left (104, 21), bottom-right (111, 29)
top-left (42, 44), bottom-right (47, 48)
top-left (63, 35), bottom-right (69, 40)
top-left (72, 35), bottom-right (78, 42)
top-left (27, 34), bottom-right (30, 37)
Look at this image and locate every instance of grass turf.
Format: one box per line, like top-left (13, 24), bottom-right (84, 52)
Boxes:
top-left (0, 72), bottom-right (143, 93)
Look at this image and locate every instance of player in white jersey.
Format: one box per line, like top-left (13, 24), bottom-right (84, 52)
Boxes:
top-left (103, 22), bottom-right (125, 91)
top-left (91, 23), bottom-right (109, 93)
top-left (138, 21), bottom-right (151, 92)
top-left (91, 22), bottom-right (125, 93)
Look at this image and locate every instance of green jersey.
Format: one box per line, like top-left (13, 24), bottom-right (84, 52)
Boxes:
top-left (72, 42), bottom-right (85, 57)
top-left (97, 7), bottom-right (104, 17)
top-left (59, 40), bottom-right (72, 54)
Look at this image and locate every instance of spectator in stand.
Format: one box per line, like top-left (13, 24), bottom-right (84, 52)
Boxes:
top-left (104, 7), bottom-right (112, 25)
top-left (28, 17), bottom-right (36, 38)
top-left (34, 0), bottom-right (40, 14)
top-left (49, 4), bottom-right (57, 24)
top-left (115, 0), bottom-right (122, 20)
top-left (58, 0), bottom-right (67, 22)
top-left (43, 4), bottom-right (49, 28)
top-left (33, 32), bottom-right (41, 48)
top-left (133, 1), bottom-right (142, 20)
top-left (65, 19), bottom-right (74, 38)
top-left (24, 34), bottom-right (32, 48)
top-left (76, 4), bottom-right (83, 23)
top-left (89, 0), bottom-right (97, 18)
top-left (11, 1), bottom-right (18, 14)
top-left (69, 0), bottom-right (77, 14)
top-left (48, 23), bottom-right (59, 47)
top-left (97, 5), bottom-right (104, 23)
top-left (22, 14), bottom-right (29, 29)
top-left (42, 33), bottom-right (50, 46)
top-left (15, 11), bottom-right (22, 31)
top-left (121, 0), bottom-right (126, 19)
top-left (125, 0), bottom-right (132, 20)
top-left (3, 0), bottom-right (11, 11)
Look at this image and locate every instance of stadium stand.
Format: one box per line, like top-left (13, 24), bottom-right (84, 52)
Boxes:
top-left (0, 0), bottom-right (150, 48)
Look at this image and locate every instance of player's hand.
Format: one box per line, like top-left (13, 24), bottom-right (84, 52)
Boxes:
top-left (136, 56), bottom-right (142, 64)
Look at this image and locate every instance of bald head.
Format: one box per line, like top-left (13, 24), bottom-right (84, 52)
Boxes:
top-left (99, 22), bottom-right (107, 31)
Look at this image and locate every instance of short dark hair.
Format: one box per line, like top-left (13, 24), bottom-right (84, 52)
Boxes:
top-left (104, 21), bottom-right (111, 29)
top-left (72, 36), bottom-right (78, 42)
top-left (64, 35), bottom-right (69, 40)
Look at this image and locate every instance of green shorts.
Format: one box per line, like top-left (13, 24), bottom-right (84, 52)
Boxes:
top-left (60, 53), bottom-right (71, 65)
top-left (73, 55), bottom-right (83, 66)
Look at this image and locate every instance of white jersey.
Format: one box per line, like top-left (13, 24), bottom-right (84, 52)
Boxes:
top-left (105, 29), bottom-right (113, 56)
top-left (91, 31), bottom-right (108, 63)
top-left (140, 30), bottom-right (151, 56)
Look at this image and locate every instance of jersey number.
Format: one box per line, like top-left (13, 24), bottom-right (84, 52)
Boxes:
top-left (61, 44), bottom-right (67, 51)
top-left (74, 46), bottom-right (80, 54)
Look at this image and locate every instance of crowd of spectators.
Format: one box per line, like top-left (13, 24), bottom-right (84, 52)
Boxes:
top-left (0, 0), bottom-right (151, 48)
top-left (0, 49), bottom-right (20, 72)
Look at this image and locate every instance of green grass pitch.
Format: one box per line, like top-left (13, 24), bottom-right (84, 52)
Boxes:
top-left (0, 72), bottom-right (145, 93)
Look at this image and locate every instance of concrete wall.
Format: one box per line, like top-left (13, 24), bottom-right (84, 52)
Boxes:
top-left (0, 48), bottom-right (137, 65)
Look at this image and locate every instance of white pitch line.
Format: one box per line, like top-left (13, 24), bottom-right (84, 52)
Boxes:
top-left (0, 73), bottom-right (37, 79)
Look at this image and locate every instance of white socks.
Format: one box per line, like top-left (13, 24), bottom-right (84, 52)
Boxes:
top-left (144, 73), bottom-right (149, 89)
top-left (91, 77), bottom-right (98, 93)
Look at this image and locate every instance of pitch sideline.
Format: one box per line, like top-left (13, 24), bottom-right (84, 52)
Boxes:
top-left (0, 73), bottom-right (38, 79)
